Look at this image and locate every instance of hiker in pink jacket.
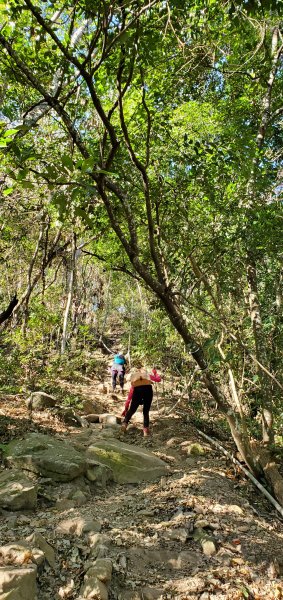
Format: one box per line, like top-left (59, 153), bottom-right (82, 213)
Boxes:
top-left (121, 368), bottom-right (161, 436)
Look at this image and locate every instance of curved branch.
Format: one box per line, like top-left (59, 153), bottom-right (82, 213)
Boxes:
top-left (0, 295), bottom-right (18, 324)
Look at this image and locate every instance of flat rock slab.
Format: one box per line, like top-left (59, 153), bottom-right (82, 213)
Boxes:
top-left (86, 439), bottom-right (168, 483)
top-left (0, 469), bottom-right (38, 510)
top-left (5, 433), bottom-right (86, 482)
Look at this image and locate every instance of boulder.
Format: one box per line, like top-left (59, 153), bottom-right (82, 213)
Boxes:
top-left (0, 565), bottom-right (37, 600)
top-left (80, 559), bottom-right (112, 600)
top-left (86, 439), bottom-right (168, 484)
top-left (26, 391), bottom-right (56, 411)
top-left (0, 469), bottom-right (38, 510)
top-left (5, 433), bottom-right (86, 482)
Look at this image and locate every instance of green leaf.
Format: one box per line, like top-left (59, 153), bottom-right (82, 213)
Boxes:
top-left (71, 187), bottom-right (81, 201)
top-left (97, 169), bottom-right (118, 178)
top-left (3, 187), bottom-right (13, 196)
top-left (81, 158), bottom-right (94, 173)
top-left (17, 169), bottom-right (29, 181)
top-left (74, 207), bottom-right (93, 227)
top-left (21, 181), bottom-right (34, 189)
top-left (62, 154), bottom-right (74, 172)
top-left (4, 128), bottom-right (19, 137)
top-left (53, 193), bottom-right (67, 210)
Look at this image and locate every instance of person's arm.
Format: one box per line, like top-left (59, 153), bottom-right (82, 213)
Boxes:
top-left (150, 371), bottom-right (161, 383)
top-left (126, 386), bottom-right (134, 403)
top-left (122, 386), bottom-right (133, 415)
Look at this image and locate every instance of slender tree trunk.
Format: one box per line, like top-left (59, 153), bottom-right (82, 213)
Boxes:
top-left (246, 253), bottom-right (274, 444)
top-left (22, 219), bottom-right (45, 337)
top-left (99, 270), bottom-right (112, 343)
top-left (61, 233), bottom-right (76, 354)
top-left (243, 28), bottom-right (282, 443)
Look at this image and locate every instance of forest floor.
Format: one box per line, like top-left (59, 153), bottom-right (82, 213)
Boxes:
top-left (1, 371), bottom-right (283, 600)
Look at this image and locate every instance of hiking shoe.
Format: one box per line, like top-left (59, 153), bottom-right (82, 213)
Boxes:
top-left (143, 427), bottom-right (150, 437)
top-left (121, 423), bottom-right (128, 433)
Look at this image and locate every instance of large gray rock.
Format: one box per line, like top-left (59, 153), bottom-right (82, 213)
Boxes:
top-left (5, 433), bottom-right (86, 482)
top-left (86, 439), bottom-right (168, 484)
top-left (0, 565), bottom-right (37, 600)
top-left (0, 469), bottom-right (38, 510)
top-left (26, 391), bottom-right (56, 411)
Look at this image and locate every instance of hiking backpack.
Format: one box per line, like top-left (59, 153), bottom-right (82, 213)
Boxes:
top-left (130, 369), bottom-right (152, 387)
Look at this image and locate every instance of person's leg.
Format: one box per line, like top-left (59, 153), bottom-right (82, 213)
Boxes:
top-left (142, 386), bottom-right (153, 433)
top-left (121, 389), bottom-right (141, 431)
top-left (119, 371), bottom-right (124, 392)
top-left (123, 395), bottom-right (140, 424)
top-left (112, 371), bottom-right (117, 391)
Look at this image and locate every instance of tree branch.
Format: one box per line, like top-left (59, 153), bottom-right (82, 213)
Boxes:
top-left (0, 295), bottom-right (18, 324)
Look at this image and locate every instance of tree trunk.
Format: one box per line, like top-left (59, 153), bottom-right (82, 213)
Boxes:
top-left (61, 234), bottom-right (76, 354)
top-left (246, 253), bottom-right (274, 444)
top-left (150, 288), bottom-right (263, 478)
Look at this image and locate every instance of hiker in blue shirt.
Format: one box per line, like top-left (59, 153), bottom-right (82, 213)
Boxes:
top-left (111, 352), bottom-right (127, 393)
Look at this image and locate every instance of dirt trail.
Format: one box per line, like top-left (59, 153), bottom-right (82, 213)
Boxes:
top-left (1, 377), bottom-right (283, 599)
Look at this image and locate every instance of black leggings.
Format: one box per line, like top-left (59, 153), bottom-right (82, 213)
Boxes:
top-left (124, 385), bottom-right (153, 428)
top-left (112, 369), bottom-right (125, 390)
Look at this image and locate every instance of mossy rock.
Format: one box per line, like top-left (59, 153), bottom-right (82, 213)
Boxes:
top-left (5, 433), bottom-right (86, 482)
top-left (87, 439), bottom-right (167, 484)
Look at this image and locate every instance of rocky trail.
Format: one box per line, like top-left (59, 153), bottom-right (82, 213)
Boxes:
top-left (1, 371), bottom-right (283, 600)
